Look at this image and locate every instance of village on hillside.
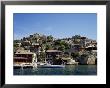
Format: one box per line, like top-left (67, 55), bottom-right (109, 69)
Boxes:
top-left (13, 33), bottom-right (97, 68)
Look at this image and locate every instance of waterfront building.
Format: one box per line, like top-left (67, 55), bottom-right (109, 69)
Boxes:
top-left (46, 50), bottom-right (62, 58)
top-left (14, 50), bottom-right (36, 64)
top-left (46, 50), bottom-right (62, 64)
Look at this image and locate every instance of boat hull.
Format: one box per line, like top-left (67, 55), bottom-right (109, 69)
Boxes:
top-left (37, 65), bottom-right (65, 68)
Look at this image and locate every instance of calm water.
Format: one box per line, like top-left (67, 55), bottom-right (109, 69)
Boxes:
top-left (14, 65), bottom-right (97, 75)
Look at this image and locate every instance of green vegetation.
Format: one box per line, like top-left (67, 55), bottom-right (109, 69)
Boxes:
top-left (14, 33), bottom-right (97, 65)
top-left (71, 52), bottom-right (79, 58)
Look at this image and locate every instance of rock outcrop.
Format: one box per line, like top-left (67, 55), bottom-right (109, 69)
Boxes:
top-left (87, 55), bottom-right (96, 64)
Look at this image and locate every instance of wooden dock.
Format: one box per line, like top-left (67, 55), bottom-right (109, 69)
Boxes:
top-left (13, 63), bottom-right (37, 69)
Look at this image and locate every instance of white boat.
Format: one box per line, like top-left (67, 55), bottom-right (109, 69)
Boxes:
top-left (37, 62), bottom-right (65, 68)
top-left (37, 57), bottom-right (65, 68)
top-left (66, 59), bottom-right (79, 65)
top-left (37, 64), bottom-right (65, 68)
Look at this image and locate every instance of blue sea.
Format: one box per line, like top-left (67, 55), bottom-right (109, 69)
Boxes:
top-left (14, 65), bottom-right (97, 75)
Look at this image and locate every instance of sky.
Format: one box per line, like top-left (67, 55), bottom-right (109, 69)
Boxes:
top-left (14, 13), bottom-right (97, 40)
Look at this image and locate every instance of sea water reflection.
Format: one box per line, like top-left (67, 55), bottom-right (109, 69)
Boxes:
top-left (14, 65), bottom-right (97, 75)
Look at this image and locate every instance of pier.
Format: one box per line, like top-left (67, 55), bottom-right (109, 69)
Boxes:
top-left (14, 63), bottom-right (37, 69)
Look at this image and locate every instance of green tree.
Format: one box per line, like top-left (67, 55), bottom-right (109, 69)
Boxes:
top-left (23, 37), bottom-right (26, 41)
top-left (14, 40), bottom-right (21, 43)
top-left (14, 43), bottom-right (19, 47)
top-left (58, 45), bottom-right (65, 51)
top-left (38, 39), bottom-right (42, 45)
top-left (45, 44), bottom-right (52, 50)
top-left (54, 39), bottom-right (61, 45)
top-left (72, 35), bottom-right (81, 39)
top-left (47, 35), bottom-right (53, 42)
top-left (71, 52), bottom-right (79, 58)
top-left (40, 52), bottom-right (46, 62)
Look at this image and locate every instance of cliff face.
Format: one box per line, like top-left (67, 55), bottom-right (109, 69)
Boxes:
top-left (87, 55), bottom-right (96, 65)
top-left (75, 51), bottom-right (97, 65)
top-left (78, 56), bottom-right (88, 65)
